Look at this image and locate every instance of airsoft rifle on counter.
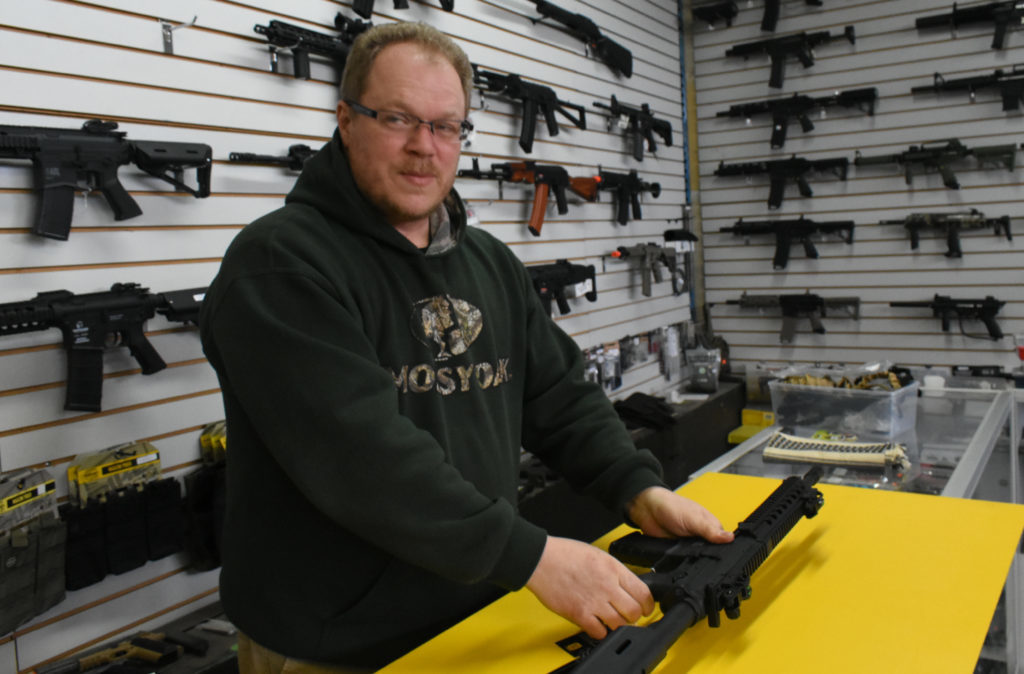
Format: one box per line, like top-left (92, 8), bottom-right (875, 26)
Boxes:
top-left (0, 119), bottom-right (211, 240)
top-left (531, 0), bottom-right (633, 77)
top-left (472, 65), bottom-right (587, 153)
top-left (552, 468), bottom-right (825, 673)
top-left (0, 283), bottom-right (206, 412)
top-left (719, 216), bottom-right (855, 269)
top-left (725, 26), bottom-right (855, 88)
top-left (715, 88), bottom-right (877, 148)
top-left (890, 294), bottom-right (1006, 340)
top-left (527, 260), bottom-right (598, 315)
top-left (853, 138), bottom-right (1020, 189)
top-left (253, 15), bottom-right (371, 80)
top-left (725, 291), bottom-right (860, 343)
top-left (713, 154), bottom-right (849, 209)
top-left (229, 144), bottom-right (316, 171)
top-left (916, 1), bottom-right (1024, 49)
top-left (879, 209), bottom-right (1012, 258)
top-left (593, 95), bottom-right (673, 161)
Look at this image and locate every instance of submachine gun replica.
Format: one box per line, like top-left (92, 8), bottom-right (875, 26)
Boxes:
top-left (552, 468), bottom-right (825, 673)
top-left (472, 65), bottom-right (587, 153)
top-left (0, 283), bottom-right (206, 411)
top-left (229, 144), bottom-right (315, 171)
top-left (854, 138), bottom-right (1019, 190)
top-left (725, 26), bottom-right (855, 88)
top-left (889, 294), bottom-right (1006, 340)
top-left (253, 14), bottom-right (371, 80)
top-left (713, 154), bottom-right (849, 209)
top-left (527, 260), bottom-right (598, 315)
top-left (720, 216), bottom-right (855, 269)
top-left (0, 119), bottom-right (211, 240)
top-left (879, 209), bottom-right (1012, 258)
top-left (715, 87), bottom-right (877, 148)
top-left (916, 1), bottom-right (1024, 49)
top-left (726, 291), bottom-right (860, 343)
top-left (531, 0), bottom-right (633, 77)
top-left (911, 65), bottom-right (1024, 111)
top-left (593, 95), bottom-right (674, 161)
top-left (596, 169), bottom-right (661, 224)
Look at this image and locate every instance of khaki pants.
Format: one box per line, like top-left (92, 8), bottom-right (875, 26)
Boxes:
top-left (237, 631), bottom-right (374, 674)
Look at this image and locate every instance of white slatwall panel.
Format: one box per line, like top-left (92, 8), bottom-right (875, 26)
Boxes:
top-left (0, 0), bottom-right (689, 668)
top-left (689, 0), bottom-right (1023, 371)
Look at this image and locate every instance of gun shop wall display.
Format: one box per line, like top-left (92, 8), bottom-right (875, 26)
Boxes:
top-left (0, 0), bottom-right (693, 669)
top-left (689, 0), bottom-right (1022, 370)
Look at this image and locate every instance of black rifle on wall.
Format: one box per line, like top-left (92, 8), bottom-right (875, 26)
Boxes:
top-left (551, 468), bottom-right (824, 673)
top-left (916, 1), bottom-right (1024, 49)
top-left (762, 0), bottom-right (824, 31)
top-left (527, 260), bottom-right (598, 315)
top-left (720, 216), bottom-right (855, 269)
top-left (879, 209), bottom-right (1012, 258)
top-left (726, 291), bottom-right (860, 343)
top-left (0, 283), bottom-right (206, 411)
top-left (607, 243), bottom-right (684, 297)
top-left (472, 65), bottom-right (587, 153)
top-left (0, 119), bottom-right (211, 240)
top-left (253, 16), bottom-right (370, 80)
top-left (911, 65), bottom-right (1024, 111)
top-left (713, 154), bottom-right (849, 209)
top-left (725, 26), bottom-right (855, 88)
top-left (596, 169), bottom-right (661, 224)
top-left (715, 88), bottom-right (877, 148)
top-left (531, 0), bottom-right (633, 77)
top-left (593, 96), bottom-right (673, 161)
top-left (692, 1), bottom-right (738, 28)
top-left (854, 138), bottom-right (1019, 190)
top-left (229, 144), bottom-right (316, 171)
top-left (889, 295), bottom-right (1006, 340)
top-left (352, 0), bottom-right (453, 19)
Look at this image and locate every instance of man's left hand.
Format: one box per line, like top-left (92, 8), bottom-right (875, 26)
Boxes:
top-left (626, 486), bottom-right (735, 543)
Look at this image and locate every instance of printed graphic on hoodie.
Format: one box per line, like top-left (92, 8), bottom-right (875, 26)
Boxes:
top-left (391, 295), bottom-right (510, 396)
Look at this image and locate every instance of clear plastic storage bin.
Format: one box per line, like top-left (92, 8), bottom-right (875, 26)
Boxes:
top-left (768, 381), bottom-right (919, 438)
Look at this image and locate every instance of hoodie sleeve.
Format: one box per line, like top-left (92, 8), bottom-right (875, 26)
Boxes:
top-left (201, 255), bottom-right (547, 591)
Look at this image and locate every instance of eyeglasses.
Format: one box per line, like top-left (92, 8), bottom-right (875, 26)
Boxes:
top-left (344, 99), bottom-right (473, 143)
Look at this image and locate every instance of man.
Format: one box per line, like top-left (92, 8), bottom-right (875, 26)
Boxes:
top-left (200, 21), bottom-right (732, 673)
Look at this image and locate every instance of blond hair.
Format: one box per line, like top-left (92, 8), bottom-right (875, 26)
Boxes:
top-left (340, 22), bottom-right (473, 115)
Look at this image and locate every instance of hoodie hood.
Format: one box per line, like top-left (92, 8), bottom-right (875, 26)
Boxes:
top-left (285, 130), bottom-right (466, 256)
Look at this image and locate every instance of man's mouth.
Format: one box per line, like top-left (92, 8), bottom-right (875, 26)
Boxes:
top-left (400, 171), bottom-right (436, 188)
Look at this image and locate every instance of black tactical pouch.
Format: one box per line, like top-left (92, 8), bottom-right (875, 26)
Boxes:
top-left (145, 477), bottom-right (185, 561)
top-left (61, 501), bottom-right (108, 590)
top-left (104, 487), bottom-right (148, 575)
top-left (0, 525), bottom-right (38, 636)
top-left (183, 462), bottom-right (226, 571)
top-left (34, 512), bottom-right (67, 615)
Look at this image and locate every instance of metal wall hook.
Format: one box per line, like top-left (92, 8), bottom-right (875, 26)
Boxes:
top-left (160, 15), bottom-right (198, 55)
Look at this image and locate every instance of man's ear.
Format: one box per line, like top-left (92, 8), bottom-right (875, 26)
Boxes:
top-left (336, 100), bottom-right (351, 145)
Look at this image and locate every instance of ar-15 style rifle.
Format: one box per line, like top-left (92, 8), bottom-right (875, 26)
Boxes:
top-left (890, 294), bottom-right (1006, 340)
top-left (911, 65), bottom-right (1024, 110)
top-left (720, 216), bottom-right (855, 269)
top-left (531, 0), bottom-right (633, 77)
top-left (692, 1), bottom-right (738, 27)
top-left (713, 154), bottom-right (849, 209)
top-left (593, 95), bottom-right (673, 161)
top-left (726, 290), bottom-right (860, 343)
top-left (352, 0), bottom-right (453, 19)
top-left (0, 119), bottom-right (211, 240)
top-left (253, 17), bottom-right (371, 80)
top-left (715, 87), bottom-right (877, 148)
top-left (596, 169), bottom-right (660, 224)
top-left (608, 243), bottom-right (684, 297)
top-left (725, 26), bottom-right (855, 88)
top-left (228, 144), bottom-right (315, 171)
top-left (472, 65), bottom-right (586, 153)
top-left (552, 468), bottom-right (824, 673)
top-left (854, 138), bottom-right (1019, 189)
top-left (879, 209), bottom-right (1012, 258)
top-left (916, 1), bottom-right (1024, 49)
top-left (0, 284), bottom-right (206, 411)
top-left (527, 260), bottom-right (598, 315)
top-left (761, 0), bottom-right (824, 31)
top-left (456, 158), bottom-right (598, 236)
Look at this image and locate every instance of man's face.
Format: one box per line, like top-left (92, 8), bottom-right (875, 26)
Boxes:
top-left (337, 42), bottom-right (465, 229)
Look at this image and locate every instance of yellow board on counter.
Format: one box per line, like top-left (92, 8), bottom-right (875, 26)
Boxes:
top-left (380, 471), bottom-right (1024, 674)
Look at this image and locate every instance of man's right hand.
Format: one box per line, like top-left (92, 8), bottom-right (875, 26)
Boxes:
top-left (525, 536), bottom-right (655, 639)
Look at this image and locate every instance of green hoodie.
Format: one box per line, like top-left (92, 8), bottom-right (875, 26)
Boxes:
top-left (199, 132), bottom-right (664, 667)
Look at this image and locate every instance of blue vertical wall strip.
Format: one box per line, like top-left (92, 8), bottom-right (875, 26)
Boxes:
top-left (677, 0), bottom-right (691, 206)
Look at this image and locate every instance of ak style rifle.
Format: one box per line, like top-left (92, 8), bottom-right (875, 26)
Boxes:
top-left (720, 216), bottom-right (855, 269)
top-left (725, 26), bottom-right (855, 88)
top-left (854, 138), bottom-right (1019, 189)
top-left (593, 95), bottom-right (673, 161)
top-left (726, 291), bottom-right (860, 343)
top-left (911, 65), bottom-right (1024, 111)
top-left (715, 87), bottom-right (877, 148)
top-left (472, 65), bottom-right (586, 153)
top-left (531, 0), bottom-right (633, 77)
top-left (552, 468), bottom-right (824, 673)
top-left (0, 284), bottom-right (206, 411)
top-left (879, 209), bottom-right (1012, 258)
top-left (527, 260), bottom-right (598, 315)
top-left (253, 16), bottom-right (370, 80)
top-left (0, 119), bottom-right (211, 240)
top-left (916, 1), bottom-right (1024, 49)
top-left (456, 158), bottom-right (598, 236)
top-left (596, 169), bottom-right (660, 224)
top-left (229, 144), bottom-right (315, 171)
top-left (713, 154), bottom-right (849, 209)
top-left (890, 294), bottom-right (1006, 340)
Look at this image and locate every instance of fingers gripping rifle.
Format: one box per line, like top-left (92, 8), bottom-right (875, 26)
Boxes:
top-left (553, 468), bottom-right (825, 674)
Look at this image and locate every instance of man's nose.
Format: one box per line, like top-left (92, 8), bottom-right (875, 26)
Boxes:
top-left (405, 122), bottom-right (437, 153)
